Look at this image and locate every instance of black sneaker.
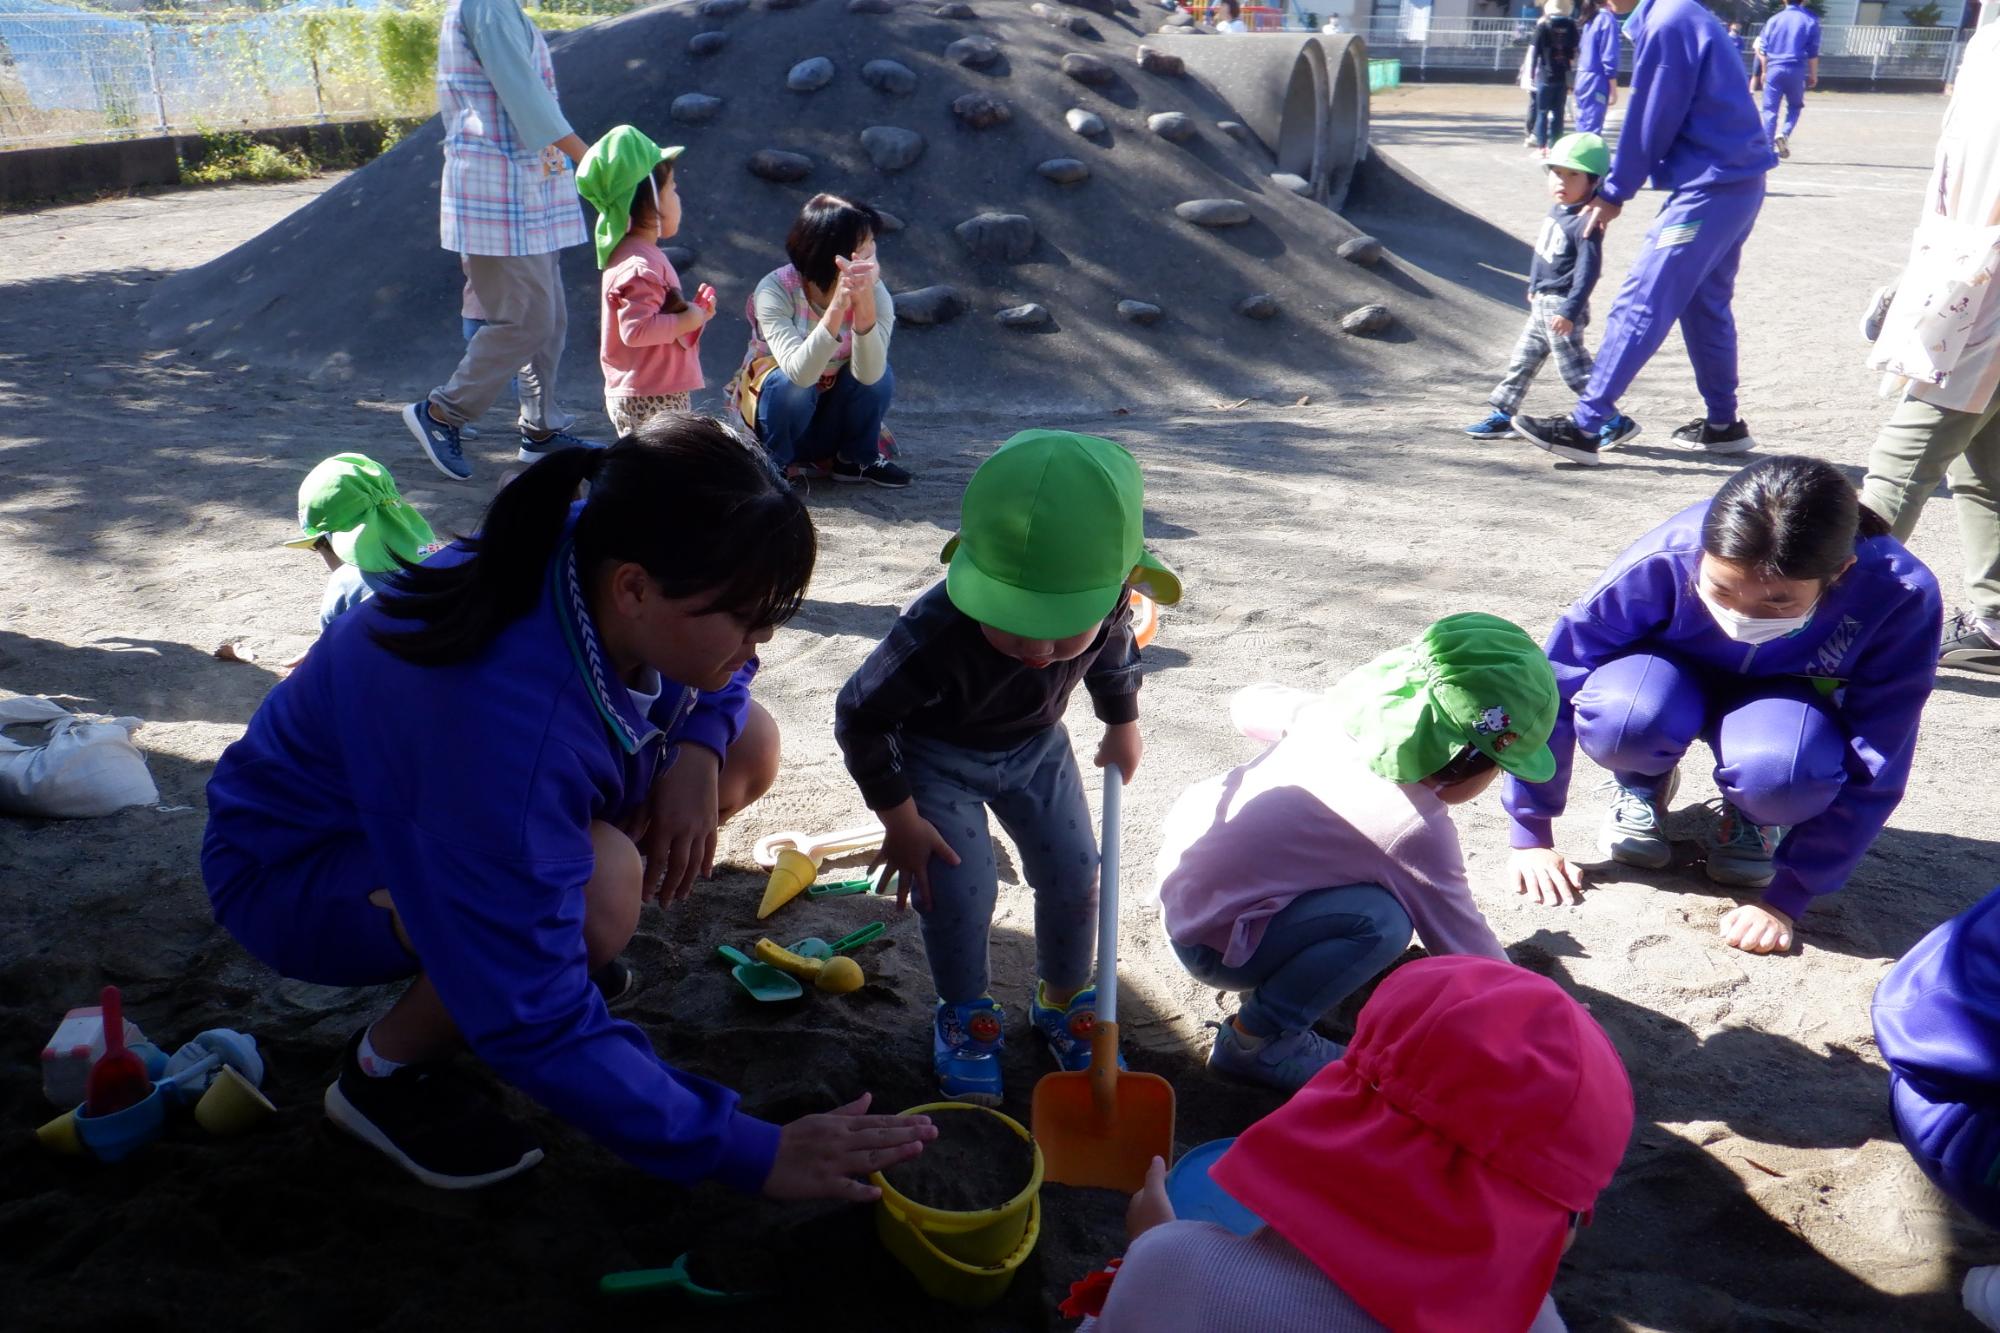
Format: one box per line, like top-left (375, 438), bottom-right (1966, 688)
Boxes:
top-left (1511, 413), bottom-right (1604, 466)
top-left (1669, 418), bottom-right (1757, 454)
top-left (830, 457), bottom-right (912, 489)
top-left (592, 957), bottom-right (638, 1008)
top-left (323, 1030), bottom-right (544, 1190)
top-left (1941, 612), bottom-right (2000, 675)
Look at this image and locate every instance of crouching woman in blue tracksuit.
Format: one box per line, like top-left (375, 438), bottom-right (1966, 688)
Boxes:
top-left (203, 416), bottom-right (933, 1194)
top-left (1505, 456), bottom-right (1942, 955)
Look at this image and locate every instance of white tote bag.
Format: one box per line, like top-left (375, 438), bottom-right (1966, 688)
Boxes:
top-left (0, 696), bottom-right (159, 818)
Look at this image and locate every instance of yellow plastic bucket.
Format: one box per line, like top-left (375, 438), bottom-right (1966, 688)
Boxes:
top-left (870, 1102), bottom-right (1044, 1279)
top-left (876, 1194), bottom-right (1041, 1309)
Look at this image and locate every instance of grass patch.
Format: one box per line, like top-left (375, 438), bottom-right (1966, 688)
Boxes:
top-left (180, 132), bottom-right (315, 186)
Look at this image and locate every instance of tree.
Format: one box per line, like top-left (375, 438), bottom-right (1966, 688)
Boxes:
top-left (1902, 1), bottom-right (1945, 25)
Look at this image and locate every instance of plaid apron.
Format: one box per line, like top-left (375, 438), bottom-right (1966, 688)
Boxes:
top-left (437, 0), bottom-right (587, 257)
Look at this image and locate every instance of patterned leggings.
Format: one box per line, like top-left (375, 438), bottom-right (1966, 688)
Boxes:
top-left (605, 392), bottom-right (692, 438)
top-left (1489, 294), bottom-right (1594, 416)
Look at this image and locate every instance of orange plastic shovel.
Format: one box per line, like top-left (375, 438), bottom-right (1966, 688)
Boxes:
top-left (1032, 766), bottom-right (1176, 1192)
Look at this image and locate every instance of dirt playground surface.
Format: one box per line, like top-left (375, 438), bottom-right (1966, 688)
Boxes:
top-left (4, 84), bottom-right (1999, 1332)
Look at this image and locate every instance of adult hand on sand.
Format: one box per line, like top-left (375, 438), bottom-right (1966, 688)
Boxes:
top-left (1720, 902), bottom-right (1793, 954)
top-left (643, 745), bottom-right (721, 904)
top-left (1510, 847), bottom-right (1586, 906)
top-left (1126, 1155), bottom-right (1176, 1242)
top-left (1096, 721), bottom-right (1143, 782)
top-left (763, 1093), bottom-right (937, 1203)
top-left (1583, 198), bottom-right (1623, 235)
top-left (872, 798), bottom-right (960, 913)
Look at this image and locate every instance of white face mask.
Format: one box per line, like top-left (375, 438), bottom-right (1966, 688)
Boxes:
top-left (1696, 582), bottom-right (1818, 644)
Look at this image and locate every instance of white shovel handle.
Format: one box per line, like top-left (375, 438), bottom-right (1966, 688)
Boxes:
top-left (1098, 765), bottom-right (1122, 1028)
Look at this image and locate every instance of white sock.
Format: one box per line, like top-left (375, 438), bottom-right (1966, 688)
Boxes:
top-left (357, 1027), bottom-right (405, 1079)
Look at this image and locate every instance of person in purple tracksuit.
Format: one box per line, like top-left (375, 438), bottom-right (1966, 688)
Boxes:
top-left (1505, 457), bottom-right (1941, 957)
top-left (1511, 0), bottom-right (1778, 467)
top-left (1572, 0), bottom-right (1620, 136)
top-left (1754, 0), bottom-right (1821, 160)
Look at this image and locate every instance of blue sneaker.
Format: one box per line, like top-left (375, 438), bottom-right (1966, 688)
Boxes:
top-left (404, 401), bottom-right (471, 482)
top-left (517, 427), bottom-right (608, 463)
top-left (1462, 410), bottom-right (1516, 439)
top-left (1207, 1019), bottom-right (1344, 1092)
top-left (1706, 801), bottom-right (1780, 889)
top-left (934, 999), bottom-right (1004, 1106)
top-left (1029, 983), bottom-right (1125, 1073)
top-left (1599, 414), bottom-right (1642, 449)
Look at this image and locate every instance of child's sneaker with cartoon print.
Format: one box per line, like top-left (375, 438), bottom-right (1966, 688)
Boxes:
top-left (1029, 983), bottom-right (1126, 1074)
top-left (934, 998), bottom-right (1005, 1106)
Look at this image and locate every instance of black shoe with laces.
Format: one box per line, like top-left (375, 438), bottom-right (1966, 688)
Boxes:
top-left (323, 1030), bottom-right (544, 1190)
top-left (1941, 612), bottom-right (2000, 675)
top-left (1511, 413), bottom-right (1604, 466)
top-left (1669, 418), bottom-right (1757, 454)
top-left (592, 957), bottom-right (638, 1008)
top-left (830, 457), bottom-right (912, 488)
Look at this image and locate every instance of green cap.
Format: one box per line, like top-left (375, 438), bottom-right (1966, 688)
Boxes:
top-left (282, 453), bottom-right (439, 575)
top-left (575, 125), bottom-right (685, 269)
top-left (940, 430), bottom-right (1183, 640)
top-left (1545, 132), bottom-right (1610, 179)
top-left (1328, 613), bottom-right (1558, 784)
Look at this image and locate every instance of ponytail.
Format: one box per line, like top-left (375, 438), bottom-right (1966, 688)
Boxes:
top-left (1700, 455), bottom-right (1879, 583)
top-left (374, 414), bottom-right (815, 666)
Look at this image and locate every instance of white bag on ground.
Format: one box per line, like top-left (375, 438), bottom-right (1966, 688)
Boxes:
top-left (0, 696), bottom-right (159, 817)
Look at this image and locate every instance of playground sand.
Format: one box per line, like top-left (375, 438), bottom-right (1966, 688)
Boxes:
top-left (3, 86), bottom-right (2000, 1332)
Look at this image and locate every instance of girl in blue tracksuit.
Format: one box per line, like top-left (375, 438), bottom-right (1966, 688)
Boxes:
top-left (203, 416), bottom-right (933, 1195)
top-left (1505, 456), bottom-right (1941, 955)
top-left (1573, 0), bottom-right (1620, 136)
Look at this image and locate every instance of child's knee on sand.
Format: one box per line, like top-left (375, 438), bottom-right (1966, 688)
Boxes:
top-left (586, 821), bottom-right (646, 968)
top-left (718, 699), bottom-right (781, 823)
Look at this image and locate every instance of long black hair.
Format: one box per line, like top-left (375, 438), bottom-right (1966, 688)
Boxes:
top-left (1700, 455), bottom-right (1892, 583)
top-left (374, 413), bottom-right (816, 666)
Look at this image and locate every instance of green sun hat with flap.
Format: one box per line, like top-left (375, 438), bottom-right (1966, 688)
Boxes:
top-left (575, 125), bottom-right (685, 269)
top-left (281, 453), bottom-right (439, 575)
top-left (1329, 613), bottom-right (1559, 784)
top-left (940, 429), bottom-right (1182, 641)
top-left (1545, 132), bottom-right (1611, 178)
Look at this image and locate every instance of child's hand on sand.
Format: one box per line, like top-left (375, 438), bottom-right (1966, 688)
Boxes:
top-left (763, 1093), bottom-right (937, 1203)
top-left (873, 798), bottom-right (960, 912)
top-left (1720, 902), bottom-right (1793, 954)
top-left (642, 745), bottom-right (721, 903)
top-left (1126, 1156), bottom-right (1176, 1242)
top-left (1096, 721), bottom-right (1143, 782)
top-left (1510, 847), bottom-right (1586, 906)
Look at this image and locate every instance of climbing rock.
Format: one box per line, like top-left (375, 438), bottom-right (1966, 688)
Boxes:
top-left (1037, 157), bottom-right (1089, 184)
top-left (788, 56), bottom-right (836, 91)
top-left (1117, 299), bottom-right (1163, 325)
top-left (860, 126), bottom-right (926, 171)
top-left (1030, 3), bottom-right (1097, 35)
top-left (996, 303), bottom-right (1051, 329)
top-left (861, 59), bottom-right (917, 94)
top-left (1061, 53), bottom-right (1115, 85)
top-left (1136, 46), bottom-right (1185, 76)
top-left (1175, 198), bottom-right (1252, 227)
top-left (698, 0), bottom-right (747, 16)
top-left (954, 211), bottom-right (1036, 261)
top-left (946, 37), bottom-right (1000, 67)
top-left (847, 0), bottom-right (892, 10)
top-left (1148, 112), bottom-right (1195, 143)
top-left (934, 2), bottom-right (977, 16)
top-left (1341, 303), bottom-right (1393, 335)
top-left (748, 149), bottom-right (814, 182)
top-left (1337, 235), bottom-right (1385, 266)
top-left (894, 285), bottom-right (966, 326)
top-left (663, 246), bottom-right (698, 270)
top-left (1065, 108), bottom-right (1105, 136)
top-left (1270, 172), bottom-right (1312, 195)
top-left (951, 92), bottom-right (1012, 129)
top-left (1216, 120), bottom-right (1250, 140)
top-left (1238, 293), bottom-right (1279, 320)
top-left (688, 30), bottom-right (729, 55)
top-left (672, 93), bottom-right (723, 125)
top-left (876, 209), bottom-right (906, 233)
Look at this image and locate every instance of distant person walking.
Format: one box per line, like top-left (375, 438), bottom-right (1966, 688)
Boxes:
top-left (1528, 0), bottom-right (1581, 151)
top-left (402, 0), bottom-right (602, 483)
top-left (1572, 0), bottom-right (1620, 136)
top-left (1754, 0), bottom-right (1821, 159)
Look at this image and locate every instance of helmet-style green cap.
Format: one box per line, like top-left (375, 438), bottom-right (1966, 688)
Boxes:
top-left (940, 430), bottom-right (1183, 640)
top-left (575, 125), bottom-right (685, 269)
top-left (1328, 613), bottom-right (1558, 784)
top-left (281, 453), bottom-right (439, 575)
top-left (1545, 132), bottom-right (1610, 179)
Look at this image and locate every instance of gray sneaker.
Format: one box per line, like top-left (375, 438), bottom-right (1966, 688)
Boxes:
top-left (1599, 769), bottom-right (1680, 869)
top-left (1941, 612), bottom-right (2000, 676)
top-left (1706, 802), bottom-right (1779, 888)
top-left (1206, 1019), bottom-right (1345, 1092)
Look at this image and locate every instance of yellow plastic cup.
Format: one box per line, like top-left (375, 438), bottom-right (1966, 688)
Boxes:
top-left (194, 1065), bottom-right (276, 1136)
top-left (36, 1109), bottom-right (83, 1155)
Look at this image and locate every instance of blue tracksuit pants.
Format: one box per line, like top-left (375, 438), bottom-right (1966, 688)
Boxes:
top-left (1573, 176), bottom-right (1766, 434)
top-left (1574, 74), bottom-right (1609, 135)
top-left (1760, 62), bottom-right (1807, 141)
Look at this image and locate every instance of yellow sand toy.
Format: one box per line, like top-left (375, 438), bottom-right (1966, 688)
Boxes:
top-left (752, 938), bottom-right (866, 995)
top-left (753, 824), bottom-right (894, 919)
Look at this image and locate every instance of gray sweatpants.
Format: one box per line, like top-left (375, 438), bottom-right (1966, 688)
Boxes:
top-left (903, 726), bottom-right (1099, 1006)
top-left (1861, 385), bottom-right (2000, 620)
top-left (1489, 293), bottom-right (1595, 416)
top-left (430, 250), bottom-right (567, 433)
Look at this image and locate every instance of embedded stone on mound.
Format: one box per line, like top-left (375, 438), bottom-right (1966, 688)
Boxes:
top-left (935, 2), bottom-right (978, 16)
top-left (996, 303), bottom-right (1051, 328)
top-left (1030, 3), bottom-right (1097, 35)
top-left (672, 93), bottom-right (723, 124)
top-left (946, 37), bottom-right (1000, 67)
top-left (1341, 303), bottom-right (1393, 335)
top-left (861, 58), bottom-right (917, 94)
top-left (895, 285), bottom-right (967, 325)
top-left (951, 92), bottom-right (1012, 128)
top-left (700, 0), bottom-right (748, 16)
top-left (748, 149), bottom-right (813, 181)
top-left (955, 212), bottom-right (1036, 261)
top-left (1118, 299), bottom-right (1163, 325)
top-left (861, 126), bottom-right (926, 171)
top-left (788, 56), bottom-right (835, 91)
top-left (1238, 293), bottom-right (1279, 320)
top-left (688, 30), bottom-right (729, 55)
top-left (1136, 46), bottom-right (1185, 77)
top-left (1061, 53), bottom-right (1114, 85)
top-left (1175, 199), bottom-right (1251, 227)
top-left (1338, 235), bottom-right (1385, 266)
top-left (1037, 157), bottom-right (1089, 183)
top-left (1065, 108), bottom-right (1105, 136)
top-left (1271, 172), bottom-right (1311, 195)
top-left (1148, 112), bottom-right (1194, 143)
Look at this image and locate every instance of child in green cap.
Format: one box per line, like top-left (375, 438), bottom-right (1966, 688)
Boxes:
top-left (1153, 614), bottom-right (1558, 1091)
top-left (835, 430), bottom-right (1181, 1105)
top-left (576, 126), bottom-right (715, 438)
top-left (281, 453), bottom-right (442, 665)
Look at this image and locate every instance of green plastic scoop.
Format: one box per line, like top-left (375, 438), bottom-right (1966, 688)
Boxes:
top-left (791, 921), bottom-right (887, 962)
top-left (716, 944), bottom-right (803, 1002)
top-left (599, 1251), bottom-right (758, 1305)
top-left (806, 876), bottom-right (874, 899)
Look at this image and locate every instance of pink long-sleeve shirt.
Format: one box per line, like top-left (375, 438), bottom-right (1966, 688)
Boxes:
top-left (599, 237), bottom-right (704, 398)
top-left (1153, 685), bottom-right (1509, 969)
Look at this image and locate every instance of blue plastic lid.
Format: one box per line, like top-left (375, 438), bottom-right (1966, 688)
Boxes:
top-left (1165, 1137), bottom-right (1263, 1236)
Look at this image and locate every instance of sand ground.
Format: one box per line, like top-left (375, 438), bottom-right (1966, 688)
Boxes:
top-left (4, 83), bottom-right (1999, 1332)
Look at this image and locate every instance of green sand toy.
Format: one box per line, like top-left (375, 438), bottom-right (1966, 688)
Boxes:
top-left (791, 922), bottom-right (887, 962)
top-left (715, 944), bottom-right (803, 1002)
top-left (599, 1251), bottom-right (760, 1305)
